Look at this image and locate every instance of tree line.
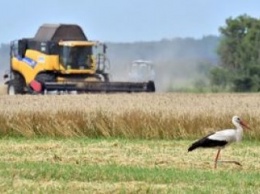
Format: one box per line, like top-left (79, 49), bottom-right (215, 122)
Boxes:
top-left (211, 14), bottom-right (260, 92)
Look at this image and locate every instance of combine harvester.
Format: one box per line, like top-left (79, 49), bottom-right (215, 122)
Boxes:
top-left (4, 24), bottom-right (155, 94)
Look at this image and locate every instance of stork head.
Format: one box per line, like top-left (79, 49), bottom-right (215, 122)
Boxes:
top-left (232, 116), bottom-right (250, 130)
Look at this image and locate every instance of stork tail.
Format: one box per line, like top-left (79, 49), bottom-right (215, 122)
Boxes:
top-left (188, 132), bottom-right (215, 152)
top-left (188, 140), bottom-right (201, 152)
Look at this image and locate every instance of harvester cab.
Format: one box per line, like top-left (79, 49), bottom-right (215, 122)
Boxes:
top-left (4, 24), bottom-right (155, 94)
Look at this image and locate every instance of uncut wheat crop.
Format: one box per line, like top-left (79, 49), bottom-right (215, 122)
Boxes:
top-left (0, 93), bottom-right (259, 139)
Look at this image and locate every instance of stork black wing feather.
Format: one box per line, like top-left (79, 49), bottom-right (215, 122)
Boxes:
top-left (188, 133), bottom-right (228, 152)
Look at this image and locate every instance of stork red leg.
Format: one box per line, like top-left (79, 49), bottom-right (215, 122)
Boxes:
top-left (214, 149), bottom-right (221, 169)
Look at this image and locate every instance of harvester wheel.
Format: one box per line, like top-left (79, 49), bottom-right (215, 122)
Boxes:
top-left (147, 81), bottom-right (156, 92)
top-left (7, 82), bottom-right (16, 95)
top-left (7, 72), bottom-right (25, 95)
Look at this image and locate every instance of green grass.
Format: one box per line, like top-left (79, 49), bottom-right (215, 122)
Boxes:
top-left (1, 161), bottom-right (259, 193)
top-left (0, 137), bottom-right (259, 193)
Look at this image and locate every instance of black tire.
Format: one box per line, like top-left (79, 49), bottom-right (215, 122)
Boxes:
top-left (147, 81), bottom-right (156, 92)
top-left (7, 72), bottom-right (25, 95)
top-left (7, 82), bottom-right (16, 95)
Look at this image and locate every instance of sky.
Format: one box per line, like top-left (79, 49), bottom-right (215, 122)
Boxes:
top-left (1, 0), bottom-right (260, 43)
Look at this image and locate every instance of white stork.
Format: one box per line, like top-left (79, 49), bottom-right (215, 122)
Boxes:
top-left (188, 115), bottom-right (250, 169)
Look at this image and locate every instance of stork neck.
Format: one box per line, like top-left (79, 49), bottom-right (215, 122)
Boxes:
top-left (235, 125), bottom-right (244, 141)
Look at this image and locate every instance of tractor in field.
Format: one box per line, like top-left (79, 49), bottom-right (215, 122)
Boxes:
top-left (128, 60), bottom-right (155, 90)
top-left (4, 24), bottom-right (155, 94)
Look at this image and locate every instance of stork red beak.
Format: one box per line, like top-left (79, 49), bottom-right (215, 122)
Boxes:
top-left (241, 120), bottom-right (250, 130)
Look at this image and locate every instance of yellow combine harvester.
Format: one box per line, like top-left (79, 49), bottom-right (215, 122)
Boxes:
top-left (4, 24), bottom-right (155, 94)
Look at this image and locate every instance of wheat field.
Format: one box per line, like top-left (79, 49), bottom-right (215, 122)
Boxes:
top-left (0, 93), bottom-right (259, 139)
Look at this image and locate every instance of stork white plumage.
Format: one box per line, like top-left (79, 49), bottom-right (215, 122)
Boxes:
top-left (188, 116), bottom-right (250, 169)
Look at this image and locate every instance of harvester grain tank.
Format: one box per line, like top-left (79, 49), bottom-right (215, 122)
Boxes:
top-left (4, 24), bottom-right (155, 94)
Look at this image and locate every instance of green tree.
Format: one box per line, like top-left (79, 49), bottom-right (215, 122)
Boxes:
top-left (212, 14), bottom-right (260, 92)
